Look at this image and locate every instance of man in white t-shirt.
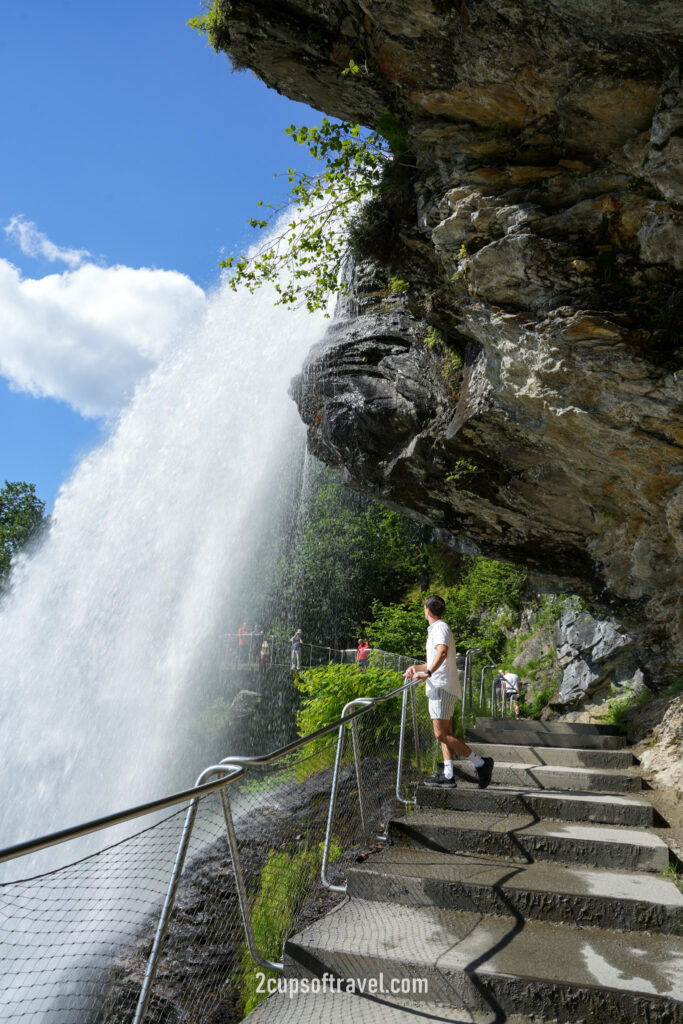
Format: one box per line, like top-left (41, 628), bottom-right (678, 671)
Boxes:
top-left (501, 669), bottom-right (521, 719)
top-left (404, 595), bottom-right (494, 789)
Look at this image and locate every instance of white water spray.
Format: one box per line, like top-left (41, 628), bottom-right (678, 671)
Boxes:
top-left (0, 269), bottom-right (326, 855)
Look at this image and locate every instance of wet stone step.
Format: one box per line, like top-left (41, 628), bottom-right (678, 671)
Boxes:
top-left (389, 808), bottom-right (671, 872)
top-left (416, 784), bottom-right (656, 827)
top-left (242, 988), bottom-right (539, 1024)
top-left (466, 727), bottom-right (627, 750)
top-left (445, 759), bottom-right (641, 792)
top-left (346, 846), bottom-right (683, 934)
top-left (468, 742), bottom-right (634, 769)
top-left (475, 717), bottom-right (624, 736)
top-left (284, 899), bottom-right (683, 1024)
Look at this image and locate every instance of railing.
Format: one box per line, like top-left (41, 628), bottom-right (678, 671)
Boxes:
top-left (0, 643), bottom-right (495, 1023)
top-left (219, 633), bottom-right (412, 673)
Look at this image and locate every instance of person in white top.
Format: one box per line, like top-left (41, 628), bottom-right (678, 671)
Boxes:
top-left (501, 669), bottom-right (521, 719)
top-left (404, 595), bottom-right (494, 789)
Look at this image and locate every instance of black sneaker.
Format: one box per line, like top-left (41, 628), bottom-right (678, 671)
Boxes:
top-left (475, 757), bottom-right (494, 789)
top-left (424, 772), bottom-right (456, 788)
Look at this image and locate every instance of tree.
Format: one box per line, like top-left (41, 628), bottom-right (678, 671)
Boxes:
top-left (0, 481), bottom-right (48, 583)
top-left (219, 119), bottom-right (389, 314)
top-left (269, 462), bottom-right (428, 646)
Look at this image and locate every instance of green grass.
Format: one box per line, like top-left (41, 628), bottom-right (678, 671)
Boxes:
top-left (661, 863), bottom-right (683, 895)
top-left (521, 687), bottom-right (554, 721)
top-left (597, 686), bottom-right (650, 726)
top-left (235, 840), bottom-right (341, 1015)
top-left (660, 676), bottom-right (683, 699)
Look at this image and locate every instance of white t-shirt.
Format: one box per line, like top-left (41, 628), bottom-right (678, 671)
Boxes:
top-left (503, 671), bottom-right (520, 694)
top-left (426, 619), bottom-right (461, 697)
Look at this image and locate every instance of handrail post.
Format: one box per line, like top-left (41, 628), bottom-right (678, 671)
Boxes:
top-left (218, 779), bottom-right (282, 972)
top-left (481, 664), bottom-right (496, 707)
top-left (395, 687), bottom-right (414, 806)
top-left (133, 797), bottom-right (200, 1024)
top-left (410, 683), bottom-right (422, 775)
top-left (321, 719), bottom-right (348, 892)
top-left (350, 718), bottom-right (367, 835)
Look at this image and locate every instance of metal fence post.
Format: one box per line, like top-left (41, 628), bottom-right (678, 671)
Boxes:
top-left (395, 687), bottom-right (413, 806)
top-left (321, 719), bottom-right (348, 892)
top-left (132, 798), bottom-right (202, 1024)
top-left (350, 718), bottom-right (367, 835)
top-left (410, 683), bottom-right (422, 775)
top-left (218, 780), bottom-right (283, 972)
top-left (480, 664), bottom-right (496, 707)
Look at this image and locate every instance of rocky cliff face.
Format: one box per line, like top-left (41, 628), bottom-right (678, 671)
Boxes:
top-left (211, 0), bottom-right (682, 679)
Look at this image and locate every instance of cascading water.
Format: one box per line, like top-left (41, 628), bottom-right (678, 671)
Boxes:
top-left (0, 263), bottom-right (327, 867)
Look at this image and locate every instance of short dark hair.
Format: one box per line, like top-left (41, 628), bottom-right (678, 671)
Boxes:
top-left (425, 595), bottom-right (446, 618)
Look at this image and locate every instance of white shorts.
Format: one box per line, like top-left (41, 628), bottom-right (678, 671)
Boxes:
top-left (428, 690), bottom-right (458, 721)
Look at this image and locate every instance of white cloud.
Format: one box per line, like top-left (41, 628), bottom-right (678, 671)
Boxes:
top-left (5, 216), bottom-right (91, 269)
top-left (0, 258), bottom-right (206, 417)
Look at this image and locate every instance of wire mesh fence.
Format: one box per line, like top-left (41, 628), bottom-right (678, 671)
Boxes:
top-left (0, 652), bottom-right (471, 1024)
top-left (219, 635), bottom-right (416, 675)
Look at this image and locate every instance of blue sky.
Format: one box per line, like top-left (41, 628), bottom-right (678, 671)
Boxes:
top-left (0, 0), bottom-right (322, 509)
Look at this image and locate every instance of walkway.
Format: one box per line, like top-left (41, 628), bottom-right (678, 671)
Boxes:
top-left (242, 717), bottom-right (683, 1023)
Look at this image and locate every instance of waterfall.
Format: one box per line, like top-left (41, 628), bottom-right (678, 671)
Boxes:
top-left (0, 268), bottom-right (326, 863)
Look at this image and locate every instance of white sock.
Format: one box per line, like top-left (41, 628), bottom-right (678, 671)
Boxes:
top-left (468, 752), bottom-right (485, 768)
top-left (443, 760), bottom-right (454, 779)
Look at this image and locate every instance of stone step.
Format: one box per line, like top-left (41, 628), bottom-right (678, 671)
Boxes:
top-left (389, 808), bottom-right (671, 872)
top-left (284, 898), bottom-right (683, 1024)
top-left (347, 846), bottom-right (683, 934)
top-left (469, 741), bottom-right (635, 769)
top-left (475, 717), bottom-right (624, 736)
top-left (417, 784), bottom-right (656, 827)
top-left (444, 759), bottom-right (641, 792)
top-left (467, 727), bottom-right (627, 749)
top-left (242, 989), bottom-right (535, 1024)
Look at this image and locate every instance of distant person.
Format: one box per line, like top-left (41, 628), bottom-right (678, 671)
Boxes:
top-left (252, 623), bottom-right (264, 662)
top-left (404, 595), bottom-right (493, 789)
top-left (259, 638), bottom-right (270, 671)
top-left (357, 638), bottom-right (370, 670)
top-left (290, 629), bottom-right (303, 671)
top-left (501, 669), bottom-right (521, 719)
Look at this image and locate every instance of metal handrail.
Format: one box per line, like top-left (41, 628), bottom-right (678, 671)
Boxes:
top-left (461, 647), bottom-right (483, 712)
top-left (320, 674), bottom-right (422, 893)
top-left (480, 663), bottom-right (497, 704)
top-left (0, 686), bottom-right (403, 866)
top-left (2, 646), bottom-right (421, 1024)
top-left (139, 669), bottom-right (422, 1018)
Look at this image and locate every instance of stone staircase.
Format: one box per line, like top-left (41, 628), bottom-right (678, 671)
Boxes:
top-left (244, 718), bottom-right (683, 1023)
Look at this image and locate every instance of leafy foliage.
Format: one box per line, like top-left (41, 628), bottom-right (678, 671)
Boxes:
top-left (220, 119), bottom-right (389, 314)
top-left (295, 663), bottom-right (402, 739)
top-left (270, 462), bottom-right (430, 646)
top-left (186, 0), bottom-right (232, 56)
top-left (235, 840), bottom-right (341, 1014)
top-left (522, 686), bottom-right (555, 720)
top-left (0, 481), bottom-right (48, 584)
top-left (365, 557), bottom-right (527, 661)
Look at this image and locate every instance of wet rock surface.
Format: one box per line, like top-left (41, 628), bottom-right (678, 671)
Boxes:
top-left (554, 600), bottom-right (644, 706)
top-left (211, 0), bottom-right (682, 678)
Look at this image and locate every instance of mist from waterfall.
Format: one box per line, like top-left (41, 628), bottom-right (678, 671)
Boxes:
top-left (0, 266), bottom-right (327, 861)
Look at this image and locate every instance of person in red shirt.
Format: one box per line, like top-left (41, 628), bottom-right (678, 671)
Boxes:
top-left (357, 638), bottom-right (370, 670)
